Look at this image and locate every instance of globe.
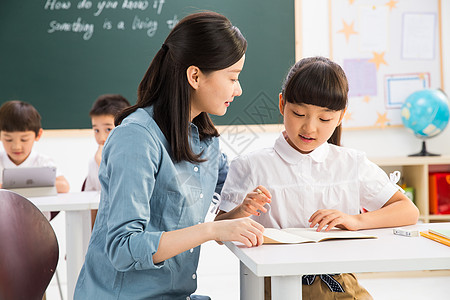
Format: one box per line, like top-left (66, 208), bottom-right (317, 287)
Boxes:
top-left (401, 89), bottom-right (450, 156)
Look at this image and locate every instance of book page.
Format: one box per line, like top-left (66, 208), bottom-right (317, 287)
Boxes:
top-left (284, 228), bottom-right (376, 242)
top-left (263, 228), bottom-right (314, 244)
top-left (263, 228), bottom-right (377, 244)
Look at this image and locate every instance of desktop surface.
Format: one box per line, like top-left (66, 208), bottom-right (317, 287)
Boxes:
top-left (225, 224), bottom-right (450, 277)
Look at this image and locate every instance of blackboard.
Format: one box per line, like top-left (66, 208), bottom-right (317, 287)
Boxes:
top-left (0, 0), bottom-right (295, 129)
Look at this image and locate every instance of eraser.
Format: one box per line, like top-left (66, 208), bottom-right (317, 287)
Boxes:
top-left (393, 228), bottom-right (419, 237)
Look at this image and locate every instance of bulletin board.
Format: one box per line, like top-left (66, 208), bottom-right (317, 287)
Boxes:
top-left (329, 0), bottom-right (443, 129)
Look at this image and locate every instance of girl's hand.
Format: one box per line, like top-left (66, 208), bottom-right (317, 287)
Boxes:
top-left (213, 218), bottom-right (265, 247)
top-left (309, 209), bottom-right (361, 232)
top-left (236, 185), bottom-right (272, 218)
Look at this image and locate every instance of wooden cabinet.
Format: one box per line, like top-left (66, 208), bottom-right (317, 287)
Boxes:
top-left (370, 155), bottom-right (450, 223)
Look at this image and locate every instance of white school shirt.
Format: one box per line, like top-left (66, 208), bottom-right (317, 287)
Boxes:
top-left (84, 156), bottom-right (101, 191)
top-left (219, 133), bottom-right (399, 229)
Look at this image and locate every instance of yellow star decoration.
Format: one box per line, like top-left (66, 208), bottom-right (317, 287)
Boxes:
top-left (344, 110), bottom-right (353, 122)
top-left (363, 96), bottom-right (371, 103)
top-left (369, 51), bottom-right (388, 70)
top-left (385, 0), bottom-right (399, 11)
top-left (349, 0), bottom-right (356, 4)
top-left (419, 73), bottom-right (426, 80)
top-left (337, 20), bottom-right (358, 43)
top-left (375, 111), bottom-right (390, 128)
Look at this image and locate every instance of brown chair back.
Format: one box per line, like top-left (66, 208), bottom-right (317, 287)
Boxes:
top-left (0, 189), bottom-right (59, 300)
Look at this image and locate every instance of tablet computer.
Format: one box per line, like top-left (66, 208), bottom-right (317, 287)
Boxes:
top-left (2, 167), bottom-right (56, 189)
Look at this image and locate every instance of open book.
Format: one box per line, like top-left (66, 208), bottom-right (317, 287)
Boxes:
top-left (263, 228), bottom-right (377, 244)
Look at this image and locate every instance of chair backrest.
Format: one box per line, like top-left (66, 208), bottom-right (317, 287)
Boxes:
top-left (0, 189), bottom-right (59, 300)
top-left (81, 177), bottom-right (87, 192)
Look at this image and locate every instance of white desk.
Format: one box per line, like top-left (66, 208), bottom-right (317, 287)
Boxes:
top-left (225, 223), bottom-right (450, 300)
top-left (29, 191), bottom-right (100, 300)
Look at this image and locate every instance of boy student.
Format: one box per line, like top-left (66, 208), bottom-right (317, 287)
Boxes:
top-left (84, 94), bottom-right (130, 229)
top-left (0, 101), bottom-right (70, 214)
top-left (84, 94), bottom-right (130, 191)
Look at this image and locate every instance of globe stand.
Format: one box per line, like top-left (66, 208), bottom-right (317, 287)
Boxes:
top-left (409, 140), bottom-right (440, 157)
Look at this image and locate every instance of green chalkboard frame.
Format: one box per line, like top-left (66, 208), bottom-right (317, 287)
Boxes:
top-left (0, 0), bottom-right (294, 129)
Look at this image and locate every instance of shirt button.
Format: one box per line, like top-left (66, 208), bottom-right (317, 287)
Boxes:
top-left (190, 248), bottom-right (194, 253)
top-left (194, 166), bottom-right (199, 172)
top-left (192, 273), bottom-right (197, 280)
top-left (186, 297), bottom-right (190, 300)
top-left (199, 193), bottom-right (204, 199)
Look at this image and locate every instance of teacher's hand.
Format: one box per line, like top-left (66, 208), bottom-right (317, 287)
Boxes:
top-left (213, 218), bottom-right (265, 247)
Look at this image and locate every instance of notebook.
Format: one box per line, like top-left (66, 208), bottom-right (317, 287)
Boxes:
top-left (2, 167), bottom-right (57, 197)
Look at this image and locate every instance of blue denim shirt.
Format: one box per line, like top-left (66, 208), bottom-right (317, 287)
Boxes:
top-left (75, 107), bottom-right (228, 299)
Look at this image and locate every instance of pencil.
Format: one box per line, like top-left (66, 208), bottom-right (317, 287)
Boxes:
top-left (420, 231), bottom-right (450, 247)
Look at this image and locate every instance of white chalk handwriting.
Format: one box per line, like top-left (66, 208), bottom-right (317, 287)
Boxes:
top-left (43, 0), bottom-right (177, 40)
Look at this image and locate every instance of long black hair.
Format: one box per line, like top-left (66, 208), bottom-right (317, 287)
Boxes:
top-left (281, 56), bottom-right (348, 146)
top-left (116, 11), bottom-right (247, 162)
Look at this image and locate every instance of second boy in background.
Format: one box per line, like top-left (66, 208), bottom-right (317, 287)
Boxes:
top-left (84, 94), bottom-right (130, 191)
top-left (84, 94), bottom-right (130, 228)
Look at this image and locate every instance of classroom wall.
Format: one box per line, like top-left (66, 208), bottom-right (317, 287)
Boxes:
top-left (2, 0), bottom-right (449, 192)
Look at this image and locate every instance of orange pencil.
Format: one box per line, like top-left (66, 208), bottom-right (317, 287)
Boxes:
top-left (420, 231), bottom-right (450, 247)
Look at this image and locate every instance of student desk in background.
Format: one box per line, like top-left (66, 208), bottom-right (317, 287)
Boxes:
top-left (225, 223), bottom-right (450, 300)
top-left (29, 191), bottom-right (100, 300)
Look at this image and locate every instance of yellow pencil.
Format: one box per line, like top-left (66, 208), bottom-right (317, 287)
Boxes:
top-left (420, 231), bottom-right (450, 247)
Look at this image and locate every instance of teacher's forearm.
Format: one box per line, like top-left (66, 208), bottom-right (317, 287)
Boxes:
top-left (152, 217), bottom-right (264, 263)
top-left (152, 222), bottom-right (214, 264)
